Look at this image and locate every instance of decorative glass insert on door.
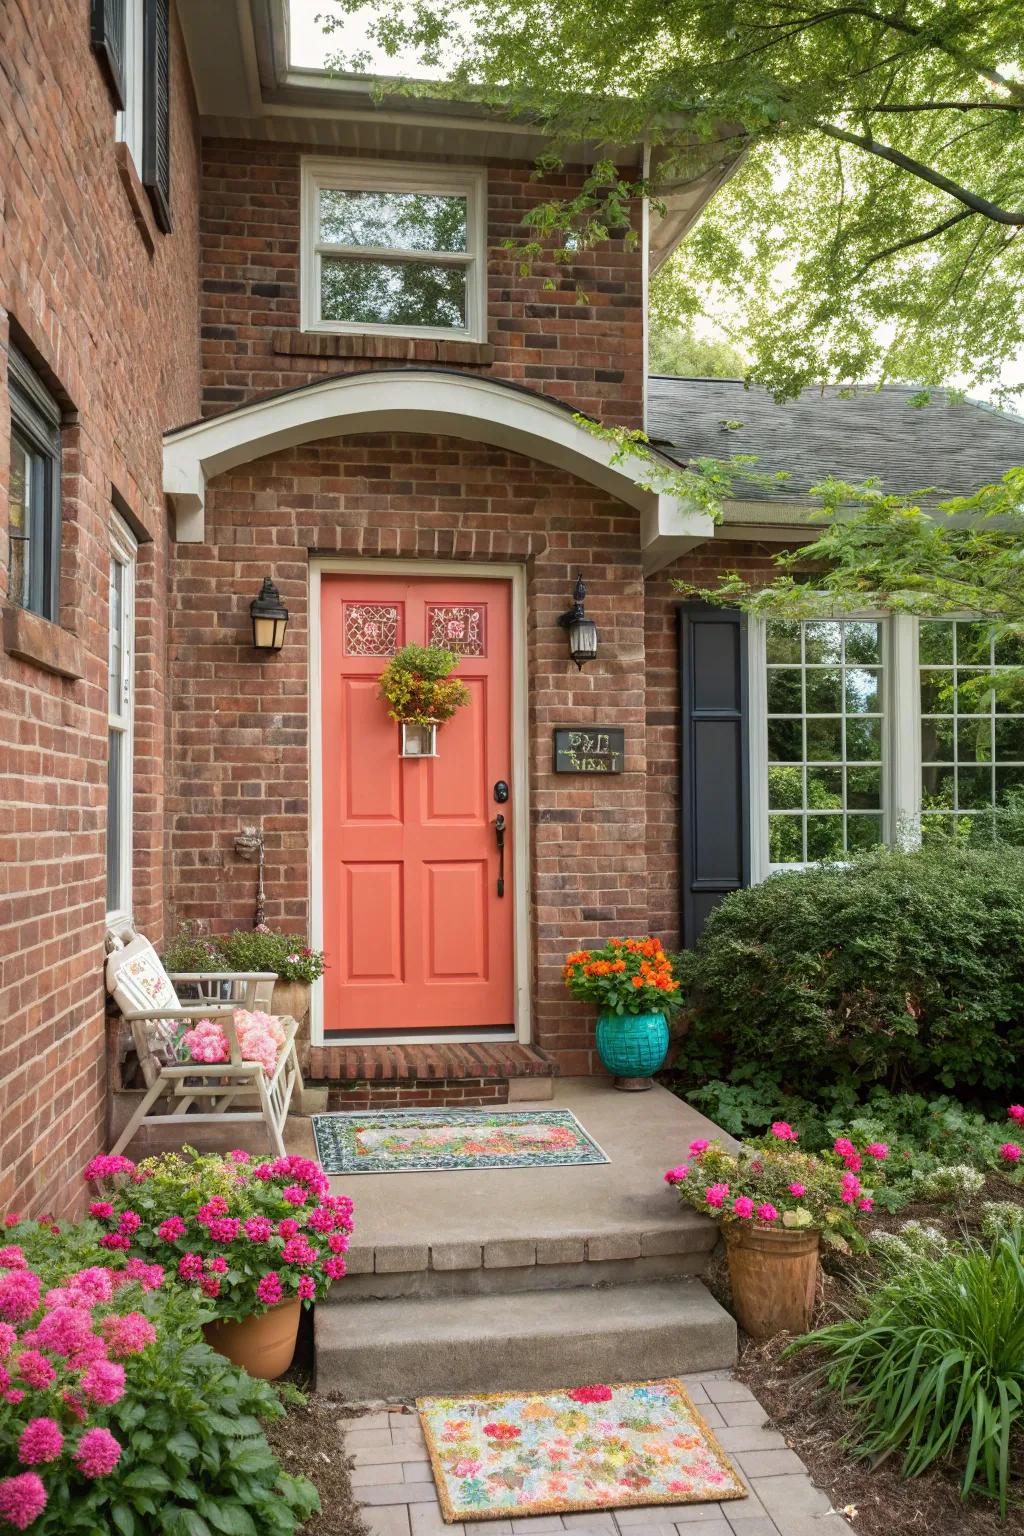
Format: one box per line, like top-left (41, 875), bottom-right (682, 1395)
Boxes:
top-left (427, 604), bottom-right (486, 656)
top-left (765, 620), bottom-right (884, 863)
top-left (344, 602), bottom-right (400, 657)
top-left (919, 620), bottom-right (1024, 840)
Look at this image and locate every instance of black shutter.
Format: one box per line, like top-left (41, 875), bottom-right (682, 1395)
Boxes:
top-left (678, 605), bottom-right (750, 946)
top-left (91, 0), bottom-right (127, 110)
top-left (142, 0), bottom-right (172, 233)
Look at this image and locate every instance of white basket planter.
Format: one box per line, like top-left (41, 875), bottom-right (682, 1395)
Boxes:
top-left (400, 721), bottom-right (438, 757)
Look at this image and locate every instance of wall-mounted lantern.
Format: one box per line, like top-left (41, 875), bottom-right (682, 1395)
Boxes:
top-left (557, 573), bottom-right (599, 670)
top-left (250, 577), bottom-right (288, 653)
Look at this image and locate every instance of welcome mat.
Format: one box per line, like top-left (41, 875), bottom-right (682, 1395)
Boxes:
top-left (417, 1379), bottom-right (746, 1521)
top-left (310, 1108), bottom-right (610, 1175)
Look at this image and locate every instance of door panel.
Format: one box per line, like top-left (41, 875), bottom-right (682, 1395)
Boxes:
top-left (322, 575), bottom-right (514, 1032)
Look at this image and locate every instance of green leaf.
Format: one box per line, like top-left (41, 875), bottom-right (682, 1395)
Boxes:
top-left (203, 1503), bottom-right (258, 1536)
top-left (111, 1504), bottom-right (136, 1536)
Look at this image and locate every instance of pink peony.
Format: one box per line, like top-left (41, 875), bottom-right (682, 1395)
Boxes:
top-left (256, 1272), bottom-right (283, 1307)
top-left (327, 1232), bottom-right (350, 1255)
top-left (1008, 1105), bottom-right (1024, 1125)
top-left (858, 1197), bottom-right (874, 1212)
top-left (244, 1217), bottom-right (273, 1243)
top-left (68, 1269), bottom-right (113, 1304)
top-left (17, 1418), bottom-right (63, 1466)
top-left (306, 1207), bottom-right (336, 1233)
top-left (122, 1259), bottom-right (163, 1291)
top-left (178, 1254), bottom-right (204, 1281)
top-left (282, 1236), bottom-right (318, 1267)
top-left (99, 1234), bottom-right (130, 1252)
top-left (323, 1257), bottom-right (347, 1280)
top-left (663, 1166), bottom-right (689, 1186)
top-left (101, 1312), bottom-right (156, 1357)
top-left (296, 1275), bottom-right (316, 1301)
top-left (229, 1149), bottom-right (251, 1163)
top-left (117, 1210), bottom-right (141, 1236)
top-left (277, 1218), bottom-right (300, 1240)
top-left (733, 1196), bottom-right (755, 1219)
top-left (0, 1248), bottom-right (27, 1272)
top-left (788, 1182), bottom-right (807, 1198)
top-left (206, 1218), bottom-right (240, 1245)
top-left (200, 1276), bottom-right (221, 1299)
top-left (88, 1202), bottom-right (115, 1221)
top-left (688, 1139), bottom-right (710, 1158)
top-left (25, 1305), bottom-right (94, 1357)
top-left (4, 1390), bottom-right (25, 1406)
top-left (73, 1427), bottom-right (122, 1478)
top-left (0, 1324), bottom-right (16, 1359)
top-left (770, 1122), bottom-right (798, 1141)
top-left (842, 1152), bottom-right (863, 1173)
top-left (0, 1271), bottom-right (40, 1323)
top-left (756, 1203), bottom-right (780, 1223)
top-left (15, 1351), bottom-right (55, 1390)
top-left (80, 1359), bottom-right (125, 1406)
top-left (282, 1185), bottom-right (307, 1206)
top-left (252, 1163), bottom-right (274, 1182)
top-left (1000, 1143), bottom-right (1022, 1164)
top-left (833, 1138), bottom-right (855, 1158)
top-left (208, 1256), bottom-right (228, 1274)
top-left (82, 1154), bottom-right (137, 1183)
top-left (704, 1183), bottom-right (729, 1209)
top-left (865, 1143), bottom-right (889, 1161)
top-left (0, 1472), bottom-right (47, 1529)
top-left (157, 1217), bottom-right (186, 1242)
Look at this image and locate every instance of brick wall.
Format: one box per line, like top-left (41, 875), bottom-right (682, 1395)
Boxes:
top-left (644, 540), bottom-right (795, 949)
top-left (199, 141), bottom-right (644, 428)
top-left (0, 0), bottom-right (201, 1216)
top-left (167, 431), bottom-right (649, 1073)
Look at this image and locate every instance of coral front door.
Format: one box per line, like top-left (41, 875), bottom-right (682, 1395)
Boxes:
top-left (321, 575), bottom-right (515, 1034)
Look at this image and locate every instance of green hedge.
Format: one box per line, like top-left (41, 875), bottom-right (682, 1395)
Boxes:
top-left (681, 844), bottom-right (1024, 1096)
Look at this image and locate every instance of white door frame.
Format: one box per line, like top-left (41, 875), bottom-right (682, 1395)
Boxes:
top-left (308, 558), bottom-right (532, 1047)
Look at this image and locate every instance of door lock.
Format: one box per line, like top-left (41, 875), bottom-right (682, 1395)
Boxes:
top-left (493, 780), bottom-right (509, 803)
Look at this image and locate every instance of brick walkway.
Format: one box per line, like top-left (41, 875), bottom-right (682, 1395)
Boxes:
top-left (343, 1373), bottom-right (849, 1536)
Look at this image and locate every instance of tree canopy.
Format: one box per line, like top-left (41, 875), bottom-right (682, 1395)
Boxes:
top-left (649, 323), bottom-right (747, 378)
top-left (321, 1), bottom-right (1023, 405)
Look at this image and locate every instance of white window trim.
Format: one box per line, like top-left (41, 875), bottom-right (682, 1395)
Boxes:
top-left (115, 0), bottom-right (145, 171)
top-left (749, 613), bottom-right (916, 882)
top-left (299, 157), bottom-right (488, 343)
top-left (106, 515), bottom-right (137, 924)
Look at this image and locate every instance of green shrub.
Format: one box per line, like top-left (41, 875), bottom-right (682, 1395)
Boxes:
top-left (792, 1232), bottom-right (1024, 1514)
top-left (683, 843), bottom-right (1024, 1095)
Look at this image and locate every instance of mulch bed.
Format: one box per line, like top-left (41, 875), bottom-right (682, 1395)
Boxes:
top-left (266, 1389), bottom-right (371, 1536)
top-left (719, 1176), bottom-right (1024, 1535)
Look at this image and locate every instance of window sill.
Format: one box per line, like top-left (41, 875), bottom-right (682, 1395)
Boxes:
top-left (2, 604), bottom-right (84, 680)
top-left (274, 330), bottom-right (495, 366)
top-left (114, 142), bottom-right (157, 258)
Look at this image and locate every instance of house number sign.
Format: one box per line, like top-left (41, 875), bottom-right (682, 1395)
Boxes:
top-left (553, 728), bottom-right (625, 774)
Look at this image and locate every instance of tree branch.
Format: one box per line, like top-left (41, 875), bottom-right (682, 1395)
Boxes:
top-left (865, 101), bottom-right (1024, 112)
top-left (815, 121), bottom-right (1024, 225)
top-left (853, 209), bottom-right (976, 275)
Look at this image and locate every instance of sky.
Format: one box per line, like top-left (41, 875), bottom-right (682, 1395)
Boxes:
top-left (289, 1), bottom-right (1021, 408)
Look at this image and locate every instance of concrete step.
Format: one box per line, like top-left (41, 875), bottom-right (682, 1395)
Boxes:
top-left (315, 1278), bottom-right (737, 1400)
top-left (338, 1209), bottom-right (717, 1300)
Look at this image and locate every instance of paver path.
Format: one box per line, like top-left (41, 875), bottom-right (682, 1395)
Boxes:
top-left (342, 1372), bottom-right (849, 1536)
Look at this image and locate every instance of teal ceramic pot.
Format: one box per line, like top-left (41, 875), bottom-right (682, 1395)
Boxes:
top-left (595, 1011), bottom-right (670, 1091)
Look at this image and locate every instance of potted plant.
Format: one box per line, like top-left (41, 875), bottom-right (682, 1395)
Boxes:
top-left (377, 643), bottom-right (471, 756)
top-left (563, 937), bottom-right (683, 1090)
top-left (664, 1125), bottom-right (887, 1340)
top-left (162, 924), bottom-right (326, 1028)
top-left (85, 1148), bottom-right (353, 1379)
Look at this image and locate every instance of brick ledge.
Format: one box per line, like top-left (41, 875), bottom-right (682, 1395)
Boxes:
top-left (307, 1042), bottom-right (555, 1083)
top-left (273, 329), bottom-right (495, 366)
top-left (2, 605), bottom-right (84, 680)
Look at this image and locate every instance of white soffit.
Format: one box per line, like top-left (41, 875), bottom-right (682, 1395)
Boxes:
top-left (162, 370), bottom-right (713, 560)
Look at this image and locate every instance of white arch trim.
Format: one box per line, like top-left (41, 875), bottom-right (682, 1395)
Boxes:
top-left (163, 371), bottom-right (713, 573)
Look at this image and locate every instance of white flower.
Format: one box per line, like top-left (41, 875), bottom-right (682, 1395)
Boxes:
top-left (286, 953), bottom-right (301, 963)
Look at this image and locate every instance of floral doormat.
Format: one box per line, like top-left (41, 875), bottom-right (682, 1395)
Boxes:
top-left (309, 1109), bottom-right (610, 1175)
top-left (417, 1379), bottom-right (746, 1521)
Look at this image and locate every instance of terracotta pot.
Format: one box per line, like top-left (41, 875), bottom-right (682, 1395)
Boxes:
top-left (724, 1225), bottom-right (820, 1342)
top-left (203, 1299), bottom-right (301, 1380)
top-left (271, 979), bottom-right (310, 1025)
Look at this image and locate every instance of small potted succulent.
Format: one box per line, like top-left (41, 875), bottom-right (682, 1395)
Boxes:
top-left (563, 938), bottom-right (683, 1090)
top-left (377, 643), bottom-right (470, 756)
top-left (664, 1125), bottom-right (887, 1340)
top-left (85, 1148), bottom-right (353, 1379)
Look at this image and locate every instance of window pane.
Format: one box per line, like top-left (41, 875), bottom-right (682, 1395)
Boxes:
top-left (846, 717), bottom-right (882, 762)
top-left (805, 668), bottom-right (841, 713)
top-left (806, 815), bottom-right (844, 859)
top-left (918, 621), bottom-right (954, 664)
top-left (106, 730), bottom-right (122, 913)
top-left (321, 255), bottom-right (467, 329)
top-left (919, 669), bottom-right (953, 714)
top-left (844, 622), bottom-right (881, 665)
top-left (844, 668), bottom-right (880, 713)
top-left (768, 765), bottom-right (803, 809)
top-left (803, 622), bottom-right (842, 664)
top-left (765, 620), bottom-right (801, 663)
top-left (847, 766), bottom-right (882, 809)
top-left (847, 814), bottom-right (883, 851)
top-left (956, 715), bottom-right (991, 763)
top-left (805, 718), bottom-right (842, 762)
top-left (319, 189), bottom-right (468, 253)
top-left (766, 668), bottom-right (802, 713)
top-left (956, 621), bottom-right (991, 666)
top-left (994, 630), bottom-right (1024, 665)
top-left (994, 718), bottom-right (1024, 761)
top-left (996, 766), bottom-right (1024, 801)
top-left (109, 559), bottom-right (124, 709)
top-left (769, 815), bottom-right (803, 863)
top-left (8, 435), bottom-right (31, 608)
top-left (921, 717), bottom-right (955, 763)
top-left (768, 719), bottom-right (803, 762)
top-left (922, 765), bottom-right (955, 809)
top-left (958, 765), bottom-right (994, 810)
top-left (807, 767), bottom-right (843, 807)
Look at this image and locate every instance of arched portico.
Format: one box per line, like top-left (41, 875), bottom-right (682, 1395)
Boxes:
top-left (162, 369), bottom-right (712, 572)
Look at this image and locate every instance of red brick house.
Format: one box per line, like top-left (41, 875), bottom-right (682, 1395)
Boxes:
top-left (4, 1), bottom-right (1024, 1216)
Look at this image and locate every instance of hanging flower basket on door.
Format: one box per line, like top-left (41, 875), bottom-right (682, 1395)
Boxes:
top-left (377, 643), bottom-right (471, 758)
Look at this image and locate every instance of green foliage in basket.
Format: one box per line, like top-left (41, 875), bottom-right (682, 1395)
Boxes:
top-left (377, 644), bottom-right (471, 727)
top-left (161, 923), bottom-right (325, 984)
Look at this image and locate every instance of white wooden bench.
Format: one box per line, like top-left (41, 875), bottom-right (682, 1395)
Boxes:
top-left (104, 918), bottom-right (302, 1157)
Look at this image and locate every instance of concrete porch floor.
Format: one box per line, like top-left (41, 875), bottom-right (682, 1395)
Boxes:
top-left (309, 1078), bottom-right (731, 1274)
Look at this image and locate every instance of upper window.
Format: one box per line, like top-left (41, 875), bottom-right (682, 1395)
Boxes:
top-left (7, 349), bottom-right (62, 622)
top-left (117, 0), bottom-right (145, 171)
top-left (301, 159), bottom-right (486, 341)
top-left (91, 0), bottom-right (172, 232)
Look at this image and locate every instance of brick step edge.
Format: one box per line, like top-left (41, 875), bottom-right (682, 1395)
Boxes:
top-left (306, 1042), bottom-right (556, 1084)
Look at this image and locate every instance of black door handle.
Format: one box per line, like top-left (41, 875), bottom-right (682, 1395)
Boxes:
top-left (495, 814), bottom-right (506, 897)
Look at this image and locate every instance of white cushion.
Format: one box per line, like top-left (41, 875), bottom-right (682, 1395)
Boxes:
top-left (106, 936), bottom-right (181, 1017)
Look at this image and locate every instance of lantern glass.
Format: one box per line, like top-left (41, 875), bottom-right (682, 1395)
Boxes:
top-left (250, 577), bottom-right (289, 653)
top-left (569, 617), bottom-right (599, 668)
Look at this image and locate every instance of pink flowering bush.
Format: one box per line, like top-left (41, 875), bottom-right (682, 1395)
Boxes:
top-left (86, 1147), bottom-right (353, 1323)
top-left (0, 1212), bottom-right (319, 1533)
top-left (664, 1124), bottom-right (888, 1251)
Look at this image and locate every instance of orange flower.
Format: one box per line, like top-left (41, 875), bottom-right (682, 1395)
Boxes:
top-left (631, 975), bottom-right (644, 989)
